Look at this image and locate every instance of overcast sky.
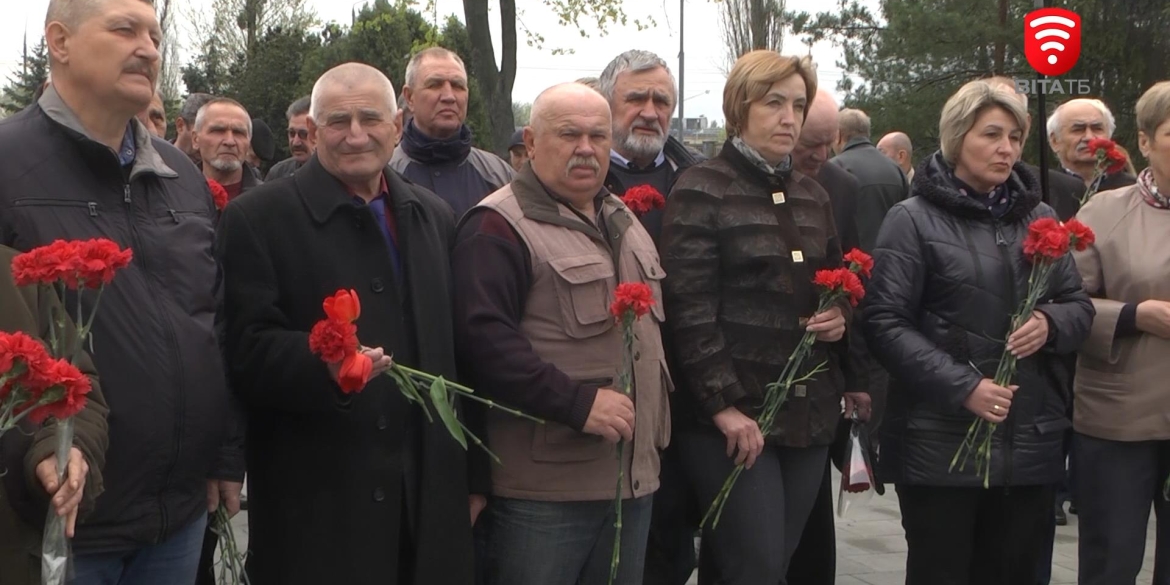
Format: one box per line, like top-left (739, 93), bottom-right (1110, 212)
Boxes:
top-left (0, 0), bottom-right (852, 124)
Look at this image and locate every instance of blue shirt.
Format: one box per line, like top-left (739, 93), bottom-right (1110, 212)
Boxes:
top-left (350, 174), bottom-right (402, 277)
top-left (118, 123), bottom-right (136, 167)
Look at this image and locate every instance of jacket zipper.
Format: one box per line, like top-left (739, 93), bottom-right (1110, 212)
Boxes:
top-left (123, 181), bottom-right (187, 541)
top-left (993, 219), bottom-right (1017, 489)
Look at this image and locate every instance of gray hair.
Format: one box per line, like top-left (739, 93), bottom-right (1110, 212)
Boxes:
top-left (598, 50), bottom-right (678, 107)
top-left (838, 108), bottom-right (871, 142)
top-left (1046, 98), bottom-right (1117, 139)
top-left (939, 80), bottom-right (1028, 164)
top-left (286, 95), bottom-right (311, 120)
top-left (404, 47), bottom-right (466, 89)
top-left (576, 76), bottom-right (601, 91)
top-left (310, 62), bottom-right (397, 122)
top-left (46, 0), bottom-right (153, 28)
top-left (194, 97), bottom-right (252, 136)
top-left (179, 93), bottom-right (214, 125)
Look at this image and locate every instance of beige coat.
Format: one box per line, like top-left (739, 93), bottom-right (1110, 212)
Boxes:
top-left (1073, 184), bottom-right (1170, 441)
top-left (477, 169), bottom-right (672, 502)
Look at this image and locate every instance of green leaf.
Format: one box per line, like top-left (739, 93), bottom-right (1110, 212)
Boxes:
top-left (392, 368), bottom-right (433, 423)
top-left (429, 377), bottom-right (467, 450)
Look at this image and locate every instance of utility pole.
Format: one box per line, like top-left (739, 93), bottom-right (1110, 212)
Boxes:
top-left (1035, 0), bottom-right (1050, 204)
top-left (677, 0), bottom-right (685, 141)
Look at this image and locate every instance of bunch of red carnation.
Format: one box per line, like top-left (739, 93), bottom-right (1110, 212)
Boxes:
top-left (12, 239), bottom-right (132, 289)
top-left (813, 249), bottom-right (872, 308)
top-left (1023, 217), bottom-right (1095, 262)
top-left (0, 331), bottom-right (91, 428)
top-left (307, 289), bottom-right (371, 393)
top-left (1088, 138), bottom-right (1128, 175)
top-left (620, 185), bottom-right (666, 217)
top-left (1079, 139), bottom-right (1128, 206)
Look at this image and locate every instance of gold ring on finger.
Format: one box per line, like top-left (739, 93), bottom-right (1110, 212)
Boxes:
top-left (992, 404), bottom-right (1001, 412)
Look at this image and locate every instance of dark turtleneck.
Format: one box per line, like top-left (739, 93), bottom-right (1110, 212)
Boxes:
top-left (400, 119), bottom-right (473, 166)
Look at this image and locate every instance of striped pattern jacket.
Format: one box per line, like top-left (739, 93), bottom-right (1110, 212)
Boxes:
top-left (661, 140), bottom-right (849, 447)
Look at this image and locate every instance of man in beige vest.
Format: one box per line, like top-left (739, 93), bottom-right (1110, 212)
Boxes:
top-left (452, 82), bottom-right (671, 585)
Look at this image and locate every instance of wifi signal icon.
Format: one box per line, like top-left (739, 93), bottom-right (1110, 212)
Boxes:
top-left (1024, 8), bottom-right (1082, 76)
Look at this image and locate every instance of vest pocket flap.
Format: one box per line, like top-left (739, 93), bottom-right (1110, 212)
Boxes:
top-left (549, 255), bottom-right (615, 284)
top-left (531, 421), bottom-right (610, 463)
top-left (633, 249), bottom-right (665, 281)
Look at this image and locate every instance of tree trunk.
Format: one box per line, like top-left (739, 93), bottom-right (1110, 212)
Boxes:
top-left (750, 0), bottom-right (767, 50)
top-left (462, 0), bottom-right (517, 156)
top-left (993, 0), bottom-right (1008, 75)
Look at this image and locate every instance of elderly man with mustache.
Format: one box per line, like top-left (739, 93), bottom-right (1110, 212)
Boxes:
top-left (266, 95), bottom-right (315, 181)
top-left (453, 81), bottom-right (672, 585)
top-left (0, 0), bottom-right (241, 583)
top-left (1045, 98), bottom-right (1137, 219)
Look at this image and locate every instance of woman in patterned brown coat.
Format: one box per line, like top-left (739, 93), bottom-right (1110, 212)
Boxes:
top-left (660, 51), bottom-right (850, 584)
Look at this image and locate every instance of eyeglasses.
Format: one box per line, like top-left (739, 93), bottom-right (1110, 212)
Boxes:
top-left (287, 128), bottom-right (309, 140)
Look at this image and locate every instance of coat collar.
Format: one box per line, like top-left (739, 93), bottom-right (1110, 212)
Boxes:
top-left (38, 84), bottom-right (178, 180)
top-left (913, 150), bottom-right (1041, 223)
top-left (511, 163), bottom-right (633, 245)
top-left (295, 154), bottom-right (425, 225)
top-left (842, 136), bottom-right (872, 152)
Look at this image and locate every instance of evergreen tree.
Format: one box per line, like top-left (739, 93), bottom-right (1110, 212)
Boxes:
top-left (1, 39), bottom-right (49, 116)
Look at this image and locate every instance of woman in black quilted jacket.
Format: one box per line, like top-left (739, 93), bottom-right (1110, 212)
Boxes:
top-left (861, 79), bottom-right (1093, 584)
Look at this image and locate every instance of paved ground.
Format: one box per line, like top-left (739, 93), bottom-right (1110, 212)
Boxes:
top-left (224, 471), bottom-right (1158, 584)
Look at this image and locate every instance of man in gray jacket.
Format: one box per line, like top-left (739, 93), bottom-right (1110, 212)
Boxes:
top-left (0, 0), bottom-right (240, 582)
top-left (832, 108), bottom-right (909, 251)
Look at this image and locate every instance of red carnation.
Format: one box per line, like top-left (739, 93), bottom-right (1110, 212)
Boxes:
top-left (1103, 148), bottom-right (1127, 175)
top-left (25, 359), bottom-right (91, 423)
top-left (323, 289), bottom-right (361, 323)
top-left (1023, 218), bottom-right (1070, 261)
top-left (843, 249), bottom-right (874, 278)
top-left (0, 331), bottom-right (49, 375)
top-left (11, 240), bottom-right (80, 286)
top-left (1064, 219), bottom-right (1095, 252)
top-left (814, 268), bottom-right (865, 307)
top-left (74, 239), bottom-right (133, 288)
top-left (208, 178), bottom-right (229, 211)
top-left (308, 319), bottom-right (358, 363)
top-left (610, 282), bottom-right (655, 320)
top-left (620, 185), bottom-right (666, 217)
top-left (337, 352), bottom-right (373, 394)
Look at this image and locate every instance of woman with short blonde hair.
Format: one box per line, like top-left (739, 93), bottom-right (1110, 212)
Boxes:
top-left (661, 51), bottom-right (848, 583)
top-left (1071, 80), bottom-right (1170, 584)
top-left (862, 78), bottom-right (1092, 583)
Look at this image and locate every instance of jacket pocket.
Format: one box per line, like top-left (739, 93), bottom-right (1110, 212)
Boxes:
top-left (633, 248), bottom-right (666, 322)
top-left (549, 254), bottom-right (615, 339)
top-left (12, 198), bottom-right (101, 216)
top-left (530, 421), bottom-right (609, 463)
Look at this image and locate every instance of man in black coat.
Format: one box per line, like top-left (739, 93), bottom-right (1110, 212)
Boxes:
top-left (217, 62), bottom-right (477, 585)
top-left (781, 89), bottom-right (874, 585)
top-left (832, 108), bottom-right (909, 251)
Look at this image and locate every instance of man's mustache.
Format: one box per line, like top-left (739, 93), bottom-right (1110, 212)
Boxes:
top-left (123, 61), bottom-right (156, 81)
top-left (565, 155), bottom-right (600, 175)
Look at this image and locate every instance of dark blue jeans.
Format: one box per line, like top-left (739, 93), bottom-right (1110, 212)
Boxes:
top-left (484, 494), bottom-right (654, 585)
top-left (70, 514), bottom-right (207, 585)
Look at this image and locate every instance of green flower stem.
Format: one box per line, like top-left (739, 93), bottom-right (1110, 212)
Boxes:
top-left (211, 505), bottom-right (250, 585)
top-left (701, 295), bottom-right (841, 529)
top-left (609, 317), bottom-right (636, 585)
top-left (393, 365), bottom-right (545, 424)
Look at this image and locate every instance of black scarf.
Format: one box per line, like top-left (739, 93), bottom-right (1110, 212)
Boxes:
top-left (400, 119), bottom-right (473, 166)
